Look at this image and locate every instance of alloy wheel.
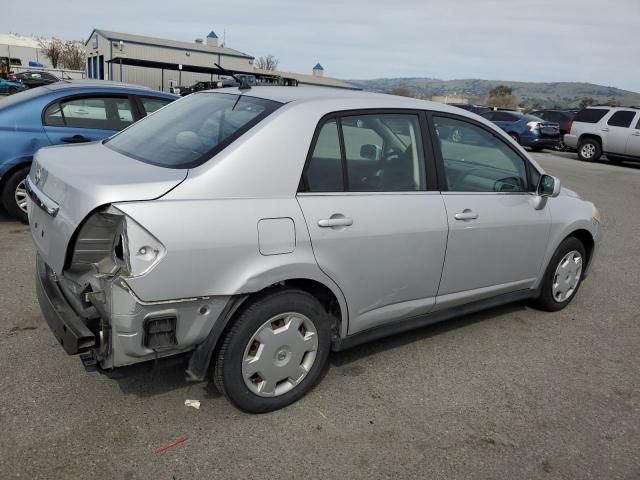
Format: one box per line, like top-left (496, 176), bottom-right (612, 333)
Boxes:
top-left (580, 143), bottom-right (596, 159)
top-left (14, 179), bottom-right (28, 214)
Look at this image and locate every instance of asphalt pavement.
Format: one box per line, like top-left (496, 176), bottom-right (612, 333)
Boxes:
top-left (0, 151), bottom-right (638, 479)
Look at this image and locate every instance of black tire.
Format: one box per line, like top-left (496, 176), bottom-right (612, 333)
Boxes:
top-left (531, 146), bottom-right (544, 152)
top-left (533, 237), bottom-right (587, 312)
top-left (509, 133), bottom-right (520, 144)
top-left (1, 166), bottom-right (30, 223)
top-left (214, 288), bottom-right (331, 413)
top-left (577, 137), bottom-right (601, 162)
top-left (8, 86), bottom-right (18, 95)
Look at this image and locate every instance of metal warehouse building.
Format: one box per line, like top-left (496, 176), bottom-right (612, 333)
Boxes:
top-left (85, 29), bottom-right (357, 91)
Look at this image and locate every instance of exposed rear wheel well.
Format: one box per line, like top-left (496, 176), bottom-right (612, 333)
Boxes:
top-left (566, 229), bottom-right (595, 269)
top-left (273, 279), bottom-right (342, 339)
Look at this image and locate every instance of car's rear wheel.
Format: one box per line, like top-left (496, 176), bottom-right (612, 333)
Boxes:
top-left (214, 288), bottom-right (331, 412)
top-left (577, 138), bottom-right (601, 162)
top-left (8, 86), bottom-right (18, 95)
top-left (533, 237), bottom-right (586, 312)
top-left (531, 146), bottom-right (544, 152)
top-left (1, 166), bottom-right (30, 223)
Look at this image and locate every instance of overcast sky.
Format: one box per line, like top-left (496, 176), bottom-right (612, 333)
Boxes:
top-left (3, 0), bottom-right (639, 91)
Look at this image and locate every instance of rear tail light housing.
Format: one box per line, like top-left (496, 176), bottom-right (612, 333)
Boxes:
top-left (69, 206), bottom-right (165, 278)
top-left (527, 121), bottom-right (541, 131)
top-left (567, 120), bottom-right (573, 134)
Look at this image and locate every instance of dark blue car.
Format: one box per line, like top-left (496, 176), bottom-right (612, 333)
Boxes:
top-left (481, 110), bottom-right (560, 151)
top-left (0, 80), bottom-right (177, 221)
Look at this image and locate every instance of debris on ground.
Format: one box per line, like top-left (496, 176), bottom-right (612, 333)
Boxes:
top-left (184, 399), bottom-right (200, 409)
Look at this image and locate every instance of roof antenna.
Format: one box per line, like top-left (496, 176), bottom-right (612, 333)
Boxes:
top-left (214, 62), bottom-right (251, 91)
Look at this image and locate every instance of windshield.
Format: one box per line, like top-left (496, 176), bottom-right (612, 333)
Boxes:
top-left (105, 92), bottom-right (282, 169)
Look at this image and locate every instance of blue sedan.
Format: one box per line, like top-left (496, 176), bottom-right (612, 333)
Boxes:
top-left (0, 80), bottom-right (177, 221)
top-left (481, 110), bottom-right (560, 151)
top-left (0, 78), bottom-right (27, 95)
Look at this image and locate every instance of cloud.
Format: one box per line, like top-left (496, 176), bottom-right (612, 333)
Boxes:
top-left (2, 0), bottom-right (638, 90)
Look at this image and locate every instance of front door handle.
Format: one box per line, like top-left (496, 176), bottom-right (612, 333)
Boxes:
top-left (601, 128), bottom-right (610, 133)
top-left (318, 217), bottom-right (353, 228)
top-left (632, 131), bottom-right (640, 136)
top-left (454, 210), bottom-right (479, 221)
top-left (61, 135), bottom-right (90, 143)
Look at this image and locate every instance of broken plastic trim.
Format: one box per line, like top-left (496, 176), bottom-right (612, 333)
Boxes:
top-left (117, 279), bottom-right (211, 306)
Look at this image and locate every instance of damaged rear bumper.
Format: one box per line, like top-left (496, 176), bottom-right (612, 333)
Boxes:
top-left (36, 254), bottom-right (95, 354)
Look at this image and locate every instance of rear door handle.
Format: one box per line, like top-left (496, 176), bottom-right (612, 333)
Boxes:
top-left (61, 135), bottom-right (90, 143)
top-left (632, 131), bottom-right (640, 136)
top-left (454, 210), bottom-right (478, 221)
top-left (318, 217), bottom-right (353, 228)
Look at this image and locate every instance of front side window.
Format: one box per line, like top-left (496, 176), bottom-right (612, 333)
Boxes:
top-left (434, 116), bottom-right (528, 193)
top-left (106, 93), bottom-right (281, 169)
top-left (43, 96), bottom-right (134, 130)
top-left (304, 113), bottom-right (427, 192)
top-left (607, 111), bottom-right (636, 128)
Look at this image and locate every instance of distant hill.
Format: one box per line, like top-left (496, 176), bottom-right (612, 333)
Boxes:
top-left (347, 78), bottom-right (640, 109)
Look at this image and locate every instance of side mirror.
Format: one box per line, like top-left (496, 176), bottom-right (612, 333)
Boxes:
top-left (537, 174), bottom-right (561, 198)
top-left (360, 144), bottom-right (379, 160)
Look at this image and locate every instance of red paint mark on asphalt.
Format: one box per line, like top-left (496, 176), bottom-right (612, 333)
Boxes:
top-left (156, 437), bottom-right (188, 453)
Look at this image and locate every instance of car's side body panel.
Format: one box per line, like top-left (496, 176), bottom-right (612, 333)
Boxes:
top-left (298, 192), bottom-right (448, 335)
top-left (436, 192), bottom-right (551, 305)
top-left (116, 197), bottom-right (350, 337)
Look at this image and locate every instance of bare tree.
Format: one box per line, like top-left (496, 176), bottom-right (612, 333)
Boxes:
top-left (61, 41), bottom-right (86, 70)
top-left (255, 54), bottom-right (279, 71)
top-left (38, 38), bottom-right (64, 68)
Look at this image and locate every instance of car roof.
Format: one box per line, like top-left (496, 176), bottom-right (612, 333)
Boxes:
top-left (44, 79), bottom-right (154, 90)
top-left (195, 86), bottom-right (475, 117)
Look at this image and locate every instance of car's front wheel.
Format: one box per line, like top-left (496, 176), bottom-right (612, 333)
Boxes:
top-left (1, 166), bottom-right (30, 223)
top-left (577, 138), bottom-right (601, 162)
top-left (214, 288), bottom-right (331, 412)
top-left (533, 237), bottom-right (586, 312)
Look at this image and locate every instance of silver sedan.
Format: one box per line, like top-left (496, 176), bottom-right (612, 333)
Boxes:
top-left (27, 87), bottom-right (601, 412)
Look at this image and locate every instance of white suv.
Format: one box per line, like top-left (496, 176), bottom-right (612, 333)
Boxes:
top-left (564, 106), bottom-right (640, 162)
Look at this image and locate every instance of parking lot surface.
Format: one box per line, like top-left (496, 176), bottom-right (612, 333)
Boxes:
top-left (0, 152), bottom-right (638, 480)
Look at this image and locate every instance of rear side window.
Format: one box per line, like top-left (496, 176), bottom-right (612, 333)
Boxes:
top-left (106, 93), bottom-right (281, 169)
top-left (44, 96), bottom-right (135, 130)
top-left (303, 113), bottom-right (427, 193)
top-left (493, 112), bottom-right (518, 122)
top-left (607, 111), bottom-right (636, 128)
top-left (306, 119), bottom-right (343, 192)
top-left (573, 108), bottom-right (608, 123)
top-left (139, 97), bottom-right (172, 115)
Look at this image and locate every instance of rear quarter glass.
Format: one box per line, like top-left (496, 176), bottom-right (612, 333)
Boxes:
top-left (573, 108), bottom-right (609, 123)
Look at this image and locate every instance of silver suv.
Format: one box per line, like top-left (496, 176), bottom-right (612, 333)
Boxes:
top-left (27, 87), bottom-right (601, 412)
top-left (564, 106), bottom-right (640, 162)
